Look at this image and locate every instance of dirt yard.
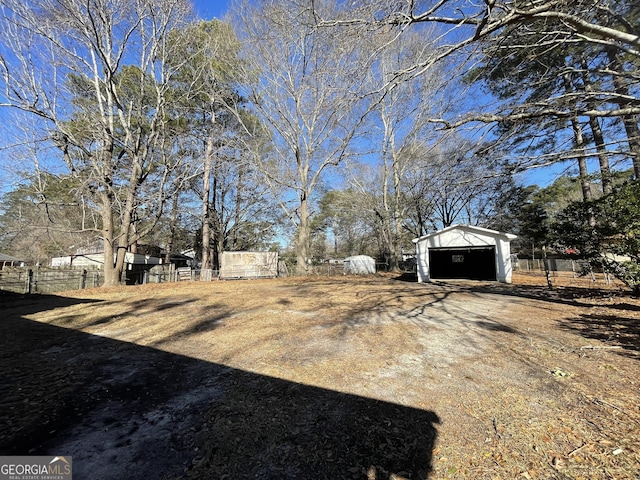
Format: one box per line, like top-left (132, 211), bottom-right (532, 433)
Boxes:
top-left (1, 272), bottom-right (639, 479)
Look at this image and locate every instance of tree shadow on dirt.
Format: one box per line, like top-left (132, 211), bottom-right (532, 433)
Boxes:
top-left (1, 293), bottom-right (440, 480)
top-left (557, 313), bottom-right (640, 359)
top-left (390, 276), bottom-right (640, 359)
top-left (469, 282), bottom-right (637, 310)
top-left (390, 271), bottom-right (637, 311)
top-left (462, 282), bottom-right (640, 359)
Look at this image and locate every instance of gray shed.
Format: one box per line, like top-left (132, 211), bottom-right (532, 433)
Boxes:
top-left (343, 255), bottom-right (376, 275)
top-left (413, 225), bottom-right (517, 283)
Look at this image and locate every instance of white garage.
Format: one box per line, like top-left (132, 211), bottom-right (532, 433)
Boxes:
top-left (413, 225), bottom-right (517, 284)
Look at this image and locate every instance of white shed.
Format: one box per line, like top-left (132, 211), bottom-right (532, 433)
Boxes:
top-left (413, 225), bottom-right (517, 284)
top-left (343, 255), bottom-right (376, 275)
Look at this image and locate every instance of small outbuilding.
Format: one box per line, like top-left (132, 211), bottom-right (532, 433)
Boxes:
top-left (413, 225), bottom-right (517, 284)
top-left (343, 255), bottom-right (376, 275)
top-left (0, 253), bottom-right (25, 268)
top-left (219, 251), bottom-right (279, 279)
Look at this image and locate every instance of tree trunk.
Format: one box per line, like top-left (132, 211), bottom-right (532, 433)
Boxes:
top-left (100, 201), bottom-right (127, 286)
top-left (210, 153), bottom-right (226, 271)
top-left (101, 194), bottom-right (118, 286)
top-left (588, 115), bottom-right (613, 194)
top-left (581, 60), bottom-right (612, 194)
top-left (214, 227), bottom-right (224, 271)
top-left (165, 193), bottom-right (180, 265)
top-left (201, 140), bottom-right (214, 270)
top-left (389, 151), bottom-right (404, 272)
top-left (619, 114), bottom-right (640, 179)
top-left (296, 194), bottom-right (310, 275)
top-left (573, 120), bottom-right (593, 202)
top-left (607, 47), bottom-right (640, 178)
top-left (109, 160), bottom-right (143, 285)
top-left (99, 160), bottom-right (131, 287)
top-left (231, 167), bottom-right (245, 251)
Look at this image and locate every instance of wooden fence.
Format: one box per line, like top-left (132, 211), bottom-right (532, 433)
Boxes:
top-left (0, 268), bottom-right (103, 294)
top-left (0, 258), bottom-right (605, 295)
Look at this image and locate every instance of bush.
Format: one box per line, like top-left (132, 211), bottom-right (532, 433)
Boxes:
top-left (551, 180), bottom-right (640, 295)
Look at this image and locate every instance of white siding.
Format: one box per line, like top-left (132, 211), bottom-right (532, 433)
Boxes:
top-left (413, 225), bottom-right (516, 284)
top-left (50, 252), bottom-right (162, 269)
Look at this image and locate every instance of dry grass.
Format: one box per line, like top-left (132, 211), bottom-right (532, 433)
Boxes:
top-left (1, 272), bottom-right (639, 479)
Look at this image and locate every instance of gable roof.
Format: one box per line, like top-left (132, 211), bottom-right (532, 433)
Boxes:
top-left (412, 224), bottom-right (517, 244)
top-left (0, 253), bottom-right (24, 262)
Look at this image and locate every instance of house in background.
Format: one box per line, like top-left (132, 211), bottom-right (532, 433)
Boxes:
top-left (413, 225), bottom-right (517, 284)
top-left (51, 251), bottom-right (162, 284)
top-left (0, 253), bottom-right (25, 268)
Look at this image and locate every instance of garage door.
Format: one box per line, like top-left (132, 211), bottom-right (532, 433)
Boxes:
top-left (429, 247), bottom-right (496, 281)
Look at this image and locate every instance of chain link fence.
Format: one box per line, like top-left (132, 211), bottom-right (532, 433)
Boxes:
top-left (514, 258), bottom-right (595, 275)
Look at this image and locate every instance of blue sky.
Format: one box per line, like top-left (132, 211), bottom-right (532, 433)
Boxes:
top-left (0, 0), bottom-right (231, 193)
top-left (186, 0), bottom-right (565, 189)
top-left (0, 0), bottom-right (605, 194)
top-left (192, 0), bottom-right (229, 20)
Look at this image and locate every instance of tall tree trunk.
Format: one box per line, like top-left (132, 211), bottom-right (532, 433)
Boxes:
top-left (572, 119), bottom-right (592, 202)
top-left (211, 154), bottom-right (225, 271)
top-left (619, 112), bottom-right (640, 179)
top-left (101, 191), bottom-right (118, 286)
top-left (607, 47), bottom-right (640, 178)
top-left (379, 160), bottom-right (395, 271)
top-left (581, 60), bottom-right (612, 194)
top-left (389, 151), bottom-right (404, 271)
top-left (111, 159), bottom-right (143, 285)
top-left (588, 115), bottom-right (613, 194)
top-left (230, 167), bottom-right (245, 251)
top-left (165, 193), bottom-right (180, 264)
top-left (201, 139), bottom-right (214, 270)
top-left (214, 227), bottom-right (224, 271)
top-left (565, 75), bottom-right (593, 203)
top-left (100, 193), bottom-right (129, 286)
top-left (379, 112), bottom-right (403, 272)
top-left (296, 193), bottom-right (310, 275)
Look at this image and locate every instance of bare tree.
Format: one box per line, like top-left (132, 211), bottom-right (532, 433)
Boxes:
top-left (311, 1), bottom-right (639, 181)
top-left (345, 27), bottom-right (452, 269)
top-left (0, 0), bottom-right (194, 285)
top-left (231, 0), bottom-right (370, 274)
top-left (316, 1), bottom-right (640, 66)
top-left (403, 137), bottom-right (515, 233)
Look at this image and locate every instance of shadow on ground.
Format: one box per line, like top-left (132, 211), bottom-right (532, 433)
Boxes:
top-left (0, 292), bottom-right (440, 480)
top-left (389, 273), bottom-right (640, 360)
top-left (558, 313), bottom-right (640, 359)
top-left (465, 281), bottom-right (640, 359)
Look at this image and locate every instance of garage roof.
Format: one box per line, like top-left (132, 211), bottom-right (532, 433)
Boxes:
top-left (412, 224), bottom-right (517, 244)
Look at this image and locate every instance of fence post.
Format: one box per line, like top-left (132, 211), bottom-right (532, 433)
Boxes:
top-left (26, 269), bottom-right (34, 294)
top-left (81, 269), bottom-right (87, 290)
